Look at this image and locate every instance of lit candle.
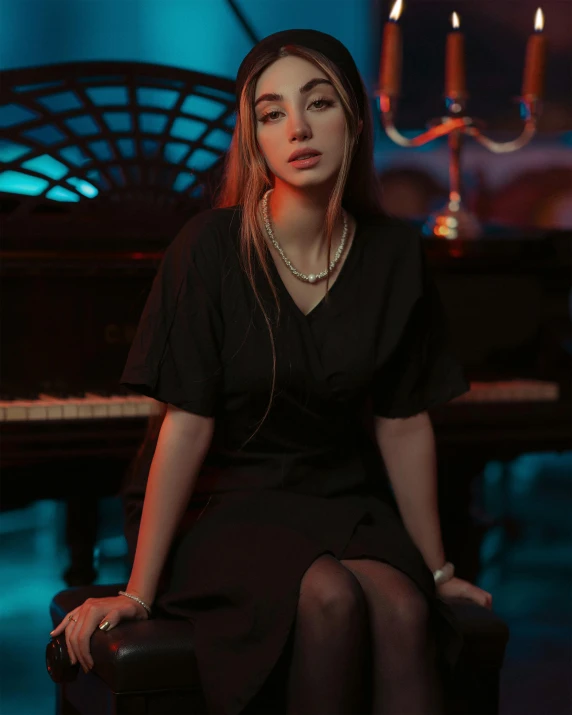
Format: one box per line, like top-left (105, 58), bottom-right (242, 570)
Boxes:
top-left (522, 8), bottom-right (546, 98)
top-left (445, 12), bottom-right (466, 99)
top-left (379, 0), bottom-right (403, 97)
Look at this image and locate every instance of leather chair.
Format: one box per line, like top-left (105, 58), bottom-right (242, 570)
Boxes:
top-left (47, 583), bottom-right (509, 715)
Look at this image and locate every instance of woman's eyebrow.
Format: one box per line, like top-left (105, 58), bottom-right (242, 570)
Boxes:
top-left (254, 78), bottom-right (333, 107)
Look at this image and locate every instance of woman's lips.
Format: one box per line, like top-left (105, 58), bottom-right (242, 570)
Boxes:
top-left (289, 154), bottom-right (322, 169)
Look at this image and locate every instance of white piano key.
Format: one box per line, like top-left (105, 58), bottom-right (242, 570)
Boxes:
top-left (92, 403), bottom-right (110, 418)
top-left (108, 403), bottom-right (124, 417)
top-left (28, 405), bottom-right (48, 421)
top-left (77, 403), bottom-right (94, 418)
top-left (122, 402), bottom-right (139, 416)
top-left (62, 403), bottom-right (79, 419)
top-left (5, 405), bottom-right (29, 421)
top-left (46, 404), bottom-right (64, 420)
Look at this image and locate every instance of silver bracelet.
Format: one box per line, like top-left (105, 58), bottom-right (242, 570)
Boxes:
top-left (433, 561), bottom-right (455, 585)
top-left (118, 590), bottom-right (152, 616)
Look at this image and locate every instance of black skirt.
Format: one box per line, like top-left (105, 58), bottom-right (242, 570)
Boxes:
top-left (151, 488), bottom-right (464, 714)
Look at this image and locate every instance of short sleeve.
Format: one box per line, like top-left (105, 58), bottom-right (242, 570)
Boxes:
top-left (372, 232), bottom-right (470, 418)
top-left (120, 211), bottom-right (224, 416)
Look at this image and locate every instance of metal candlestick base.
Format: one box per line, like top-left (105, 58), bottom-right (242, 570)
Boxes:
top-left (423, 198), bottom-right (482, 240)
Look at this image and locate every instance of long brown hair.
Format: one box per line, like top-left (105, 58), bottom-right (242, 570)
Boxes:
top-left (215, 44), bottom-right (385, 445)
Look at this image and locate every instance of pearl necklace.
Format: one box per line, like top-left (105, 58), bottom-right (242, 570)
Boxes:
top-left (261, 188), bottom-right (348, 284)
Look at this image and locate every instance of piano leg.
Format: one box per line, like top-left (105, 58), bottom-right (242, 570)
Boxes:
top-left (64, 494), bottom-right (99, 586)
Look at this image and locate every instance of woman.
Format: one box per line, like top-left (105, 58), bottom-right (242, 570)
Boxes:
top-left (50, 29), bottom-right (493, 714)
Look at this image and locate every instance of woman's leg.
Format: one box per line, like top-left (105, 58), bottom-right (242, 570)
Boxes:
top-left (341, 558), bottom-right (443, 715)
top-left (286, 554), bottom-right (371, 714)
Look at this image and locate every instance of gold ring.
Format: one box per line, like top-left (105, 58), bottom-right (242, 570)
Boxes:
top-left (68, 615), bottom-right (77, 622)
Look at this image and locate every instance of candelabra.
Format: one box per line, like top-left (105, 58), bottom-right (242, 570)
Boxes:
top-left (378, 93), bottom-right (541, 239)
top-left (377, 3), bottom-right (546, 239)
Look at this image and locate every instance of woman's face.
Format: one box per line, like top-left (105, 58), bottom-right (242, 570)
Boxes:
top-left (254, 55), bottom-right (351, 191)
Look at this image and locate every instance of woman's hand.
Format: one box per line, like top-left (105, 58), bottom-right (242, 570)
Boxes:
top-left (49, 595), bottom-right (149, 674)
top-left (437, 576), bottom-right (493, 609)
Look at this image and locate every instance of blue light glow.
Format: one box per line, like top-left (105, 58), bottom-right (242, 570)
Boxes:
top-left (139, 112), bottom-right (168, 134)
top-left (22, 124), bottom-right (66, 145)
top-left (36, 91), bottom-right (83, 113)
top-left (181, 95), bottom-right (225, 121)
top-left (85, 86), bottom-right (129, 106)
top-left (89, 140), bottom-right (113, 161)
top-left (65, 177), bottom-right (99, 198)
top-left (0, 140), bottom-right (32, 162)
top-left (0, 104), bottom-right (39, 128)
top-left (171, 117), bottom-right (206, 142)
top-left (0, 171), bottom-right (49, 195)
top-left (58, 145), bottom-right (91, 167)
top-left (86, 169), bottom-right (109, 189)
top-left (187, 148), bottom-right (218, 172)
top-left (45, 185), bottom-right (80, 202)
top-left (173, 171), bottom-right (195, 192)
top-left (21, 154), bottom-right (69, 180)
top-left (116, 139), bottom-right (136, 159)
top-left (141, 139), bottom-right (160, 157)
top-left (136, 87), bottom-right (179, 110)
top-left (103, 112), bottom-right (133, 133)
top-left (203, 129), bottom-right (231, 152)
top-left (64, 115), bottom-right (100, 136)
top-left (164, 141), bottom-right (189, 164)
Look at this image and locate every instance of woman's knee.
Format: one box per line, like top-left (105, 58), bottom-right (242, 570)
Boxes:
top-left (298, 554), bottom-right (367, 621)
top-left (344, 560), bottom-right (430, 636)
top-left (391, 586), bottom-right (430, 634)
top-left (377, 577), bottom-right (431, 645)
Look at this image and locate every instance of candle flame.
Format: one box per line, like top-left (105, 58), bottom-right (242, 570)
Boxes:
top-left (534, 7), bottom-right (544, 31)
top-left (389, 0), bottom-right (403, 22)
top-left (451, 12), bottom-right (460, 29)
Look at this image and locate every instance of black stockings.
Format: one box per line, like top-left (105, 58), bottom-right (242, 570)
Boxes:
top-left (286, 554), bottom-right (370, 714)
top-left (342, 558), bottom-right (443, 714)
top-left (285, 554), bottom-right (442, 715)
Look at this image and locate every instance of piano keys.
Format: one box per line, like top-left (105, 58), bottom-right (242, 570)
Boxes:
top-left (0, 393), bottom-right (161, 422)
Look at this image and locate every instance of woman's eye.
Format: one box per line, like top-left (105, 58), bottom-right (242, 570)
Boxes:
top-left (258, 98), bottom-right (333, 123)
top-left (259, 110), bottom-right (281, 123)
top-left (311, 98), bottom-right (334, 110)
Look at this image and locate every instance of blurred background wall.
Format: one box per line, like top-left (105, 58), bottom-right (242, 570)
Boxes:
top-left (1, 0), bottom-right (571, 228)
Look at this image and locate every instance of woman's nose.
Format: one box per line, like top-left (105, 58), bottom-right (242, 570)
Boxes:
top-left (287, 113), bottom-right (312, 142)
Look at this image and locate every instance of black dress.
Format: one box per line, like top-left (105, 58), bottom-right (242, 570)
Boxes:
top-left (120, 205), bottom-right (470, 714)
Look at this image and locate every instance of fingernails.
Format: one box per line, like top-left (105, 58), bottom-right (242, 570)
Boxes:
top-left (98, 621), bottom-right (111, 631)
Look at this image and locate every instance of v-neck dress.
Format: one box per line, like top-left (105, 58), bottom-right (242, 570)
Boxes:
top-left (120, 204), bottom-right (470, 714)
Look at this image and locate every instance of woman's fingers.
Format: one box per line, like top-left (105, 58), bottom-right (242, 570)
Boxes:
top-left (58, 601), bottom-right (102, 672)
top-left (64, 615), bottom-right (80, 668)
top-left (70, 600), bottom-right (109, 673)
top-left (50, 608), bottom-right (80, 637)
top-left (50, 598), bottom-right (142, 674)
top-left (72, 605), bottom-right (130, 673)
top-left (468, 585), bottom-right (493, 609)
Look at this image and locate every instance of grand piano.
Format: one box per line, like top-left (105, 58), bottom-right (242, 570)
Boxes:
top-left (1, 61), bottom-right (570, 586)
